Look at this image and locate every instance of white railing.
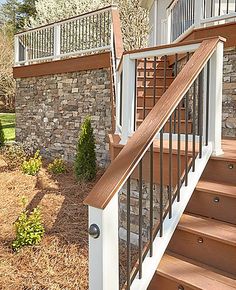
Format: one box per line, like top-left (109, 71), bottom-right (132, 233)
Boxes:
top-left (86, 37), bottom-right (224, 290)
top-left (167, 0), bottom-right (236, 43)
top-left (14, 5), bottom-right (121, 66)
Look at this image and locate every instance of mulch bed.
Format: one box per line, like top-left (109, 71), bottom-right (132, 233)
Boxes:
top-left (0, 157), bottom-right (101, 290)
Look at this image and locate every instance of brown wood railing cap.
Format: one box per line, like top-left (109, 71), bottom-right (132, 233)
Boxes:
top-left (84, 36), bottom-right (224, 210)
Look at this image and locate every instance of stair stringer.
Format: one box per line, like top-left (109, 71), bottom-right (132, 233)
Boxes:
top-left (130, 143), bottom-right (213, 290)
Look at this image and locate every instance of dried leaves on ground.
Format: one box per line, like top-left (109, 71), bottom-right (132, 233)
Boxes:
top-left (0, 157), bottom-right (102, 290)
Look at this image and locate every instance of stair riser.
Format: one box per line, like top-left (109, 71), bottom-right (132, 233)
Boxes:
top-left (137, 87), bottom-right (167, 96)
top-left (137, 97), bottom-right (161, 107)
top-left (137, 120), bottom-right (192, 134)
top-left (186, 190), bottom-right (236, 225)
top-left (202, 159), bottom-right (236, 184)
top-left (137, 78), bottom-right (174, 87)
top-left (168, 230), bottom-right (236, 276)
top-left (138, 69), bottom-right (173, 77)
top-left (137, 108), bottom-right (186, 120)
top-left (138, 62), bottom-right (166, 69)
top-left (148, 274), bottom-right (195, 290)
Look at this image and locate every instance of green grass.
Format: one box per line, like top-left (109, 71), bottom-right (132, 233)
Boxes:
top-left (0, 113), bottom-right (16, 141)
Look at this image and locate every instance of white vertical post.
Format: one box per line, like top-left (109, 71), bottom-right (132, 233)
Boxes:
top-left (166, 8), bottom-right (172, 44)
top-left (208, 41), bottom-right (224, 156)
top-left (54, 24), bottom-right (61, 59)
top-left (14, 35), bottom-right (19, 65)
top-left (119, 54), bottom-right (136, 145)
top-left (115, 70), bottom-right (122, 134)
top-left (194, 0), bottom-right (203, 27)
top-left (153, 0), bottom-right (158, 46)
top-left (88, 193), bottom-right (119, 290)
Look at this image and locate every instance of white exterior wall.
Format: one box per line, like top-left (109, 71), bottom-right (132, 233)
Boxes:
top-left (148, 0), bottom-right (172, 46)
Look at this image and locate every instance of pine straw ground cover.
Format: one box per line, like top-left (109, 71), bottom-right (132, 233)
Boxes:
top-left (0, 157), bottom-right (101, 290)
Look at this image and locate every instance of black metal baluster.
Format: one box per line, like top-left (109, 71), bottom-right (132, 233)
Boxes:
top-left (134, 59), bottom-right (137, 131)
top-left (198, 71), bottom-right (204, 159)
top-left (192, 81), bottom-right (196, 172)
top-left (160, 128), bottom-right (164, 237)
top-left (127, 177), bottom-right (131, 290)
top-left (149, 143), bottom-right (154, 257)
top-left (227, 0), bottom-right (229, 14)
top-left (169, 115), bottom-right (173, 218)
top-left (185, 91), bottom-right (189, 186)
top-left (143, 58), bottom-right (147, 120)
top-left (153, 57), bottom-right (157, 106)
top-left (119, 72), bottom-right (123, 126)
top-left (164, 55), bottom-right (167, 93)
top-left (206, 61), bottom-right (210, 146)
top-left (177, 102), bottom-right (181, 202)
top-left (185, 53), bottom-right (190, 186)
top-left (218, 0), bottom-right (221, 16)
top-left (138, 159), bottom-right (143, 279)
top-left (174, 54), bottom-right (178, 133)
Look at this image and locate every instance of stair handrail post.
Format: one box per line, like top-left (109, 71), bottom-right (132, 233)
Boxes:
top-left (119, 54), bottom-right (136, 145)
top-left (194, 0), bottom-right (203, 28)
top-left (88, 193), bottom-right (119, 290)
top-left (208, 40), bottom-right (224, 156)
top-left (53, 23), bottom-right (61, 60)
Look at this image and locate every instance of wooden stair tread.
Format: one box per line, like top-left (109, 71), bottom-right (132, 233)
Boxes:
top-left (137, 119), bottom-right (192, 124)
top-left (211, 139), bottom-right (236, 162)
top-left (196, 179), bottom-right (236, 198)
top-left (137, 75), bottom-right (174, 80)
top-left (178, 214), bottom-right (236, 246)
top-left (157, 254), bottom-right (236, 289)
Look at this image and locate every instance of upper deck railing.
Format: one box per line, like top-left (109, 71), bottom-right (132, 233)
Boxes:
top-left (167, 0), bottom-right (236, 43)
top-left (14, 5), bottom-right (123, 66)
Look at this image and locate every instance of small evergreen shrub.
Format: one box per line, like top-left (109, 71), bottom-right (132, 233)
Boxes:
top-left (0, 120), bottom-right (5, 147)
top-left (12, 198), bottom-right (44, 252)
top-left (48, 158), bottom-right (66, 174)
top-left (75, 117), bottom-right (97, 181)
top-left (21, 150), bottom-right (42, 176)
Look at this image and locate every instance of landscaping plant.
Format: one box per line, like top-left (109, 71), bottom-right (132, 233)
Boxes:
top-left (0, 120), bottom-right (5, 147)
top-left (48, 158), bottom-right (66, 174)
top-left (75, 116), bottom-right (97, 181)
top-left (21, 150), bottom-right (42, 176)
top-left (12, 198), bottom-right (44, 252)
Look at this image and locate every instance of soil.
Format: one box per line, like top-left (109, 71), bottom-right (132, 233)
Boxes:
top-left (0, 157), bottom-right (101, 290)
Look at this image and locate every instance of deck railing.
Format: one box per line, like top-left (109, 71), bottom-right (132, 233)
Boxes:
top-left (14, 5), bottom-right (123, 66)
top-left (84, 36), bottom-right (224, 290)
top-left (167, 0), bottom-right (236, 43)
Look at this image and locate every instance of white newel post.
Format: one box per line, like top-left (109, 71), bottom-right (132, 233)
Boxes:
top-left (54, 24), bottom-right (61, 59)
top-left (120, 54), bottom-right (136, 145)
top-left (14, 36), bottom-right (19, 65)
top-left (88, 193), bottom-right (119, 290)
top-left (166, 9), bottom-right (172, 44)
top-left (194, 0), bottom-right (203, 28)
top-left (208, 41), bottom-right (224, 156)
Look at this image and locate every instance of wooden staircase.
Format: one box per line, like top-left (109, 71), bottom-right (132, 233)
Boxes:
top-left (136, 58), bottom-right (192, 134)
top-left (148, 139), bottom-right (236, 290)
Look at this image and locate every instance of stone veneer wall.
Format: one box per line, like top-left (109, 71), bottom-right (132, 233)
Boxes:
top-left (15, 68), bottom-right (113, 167)
top-left (223, 46), bottom-right (236, 137)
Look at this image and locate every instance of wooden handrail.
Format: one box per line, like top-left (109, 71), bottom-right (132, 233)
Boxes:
top-left (84, 36), bottom-right (225, 210)
top-left (111, 9), bottom-right (124, 59)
